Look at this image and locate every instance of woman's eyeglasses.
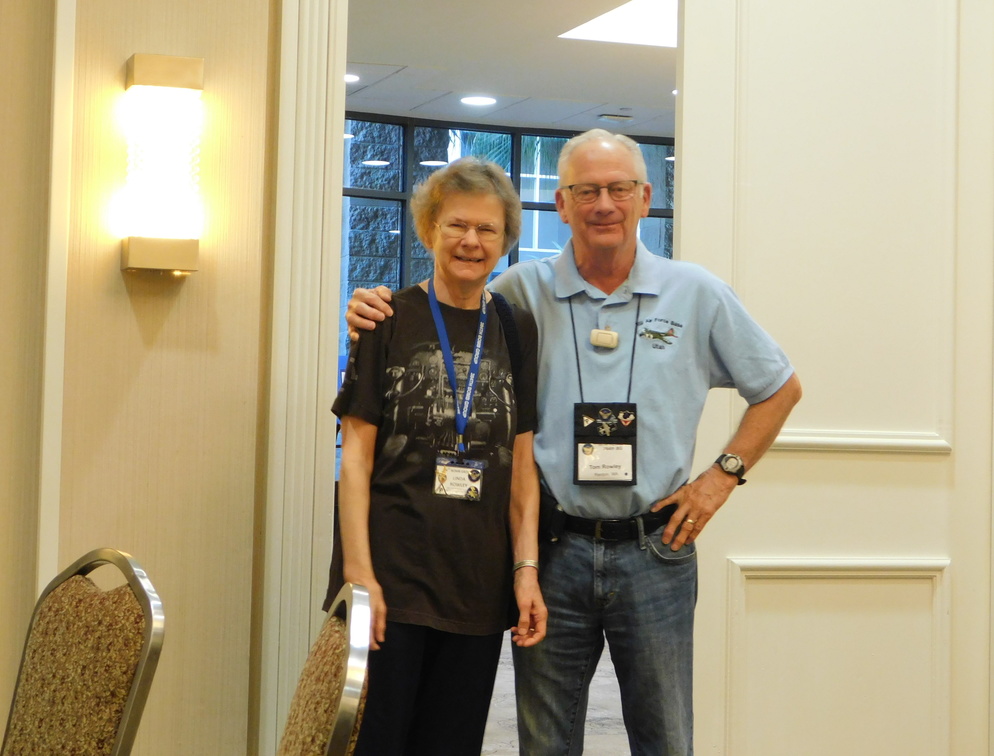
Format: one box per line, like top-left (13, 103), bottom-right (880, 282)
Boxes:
top-left (435, 221), bottom-right (504, 241)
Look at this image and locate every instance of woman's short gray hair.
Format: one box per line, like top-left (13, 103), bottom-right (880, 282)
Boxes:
top-left (557, 129), bottom-right (648, 184)
top-left (410, 157), bottom-right (521, 256)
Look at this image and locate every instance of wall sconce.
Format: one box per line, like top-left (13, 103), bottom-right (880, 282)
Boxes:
top-left (113, 54), bottom-right (204, 275)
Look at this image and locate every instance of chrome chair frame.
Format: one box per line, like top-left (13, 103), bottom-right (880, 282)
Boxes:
top-left (323, 582), bottom-right (370, 756)
top-left (2, 547), bottom-right (165, 756)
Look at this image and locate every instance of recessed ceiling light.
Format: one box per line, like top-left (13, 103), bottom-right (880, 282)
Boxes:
top-left (461, 96), bottom-right (496, 107)
top-left (672, 89), bottom-right (679, 96)
top-left (420, 160), bottom-right (448, 167)
top-left (665, 156), bottom-right (676, 161)
top-left (344, 133), bottom-right (354, 139)
top-left (362, 160), bottom-right (390, 166)
top-left (388, 229), bottom-right (400, 235)
top-left (560, 0), bottom-right (678, 48)
top-left (344, 74), bottom-right (359, 83)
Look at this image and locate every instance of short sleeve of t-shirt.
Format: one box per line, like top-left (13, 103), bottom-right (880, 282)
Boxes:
top-left (505, 301), bottom-right (539, 435)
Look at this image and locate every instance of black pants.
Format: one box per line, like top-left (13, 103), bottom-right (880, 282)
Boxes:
top-left (354, 621), bottom-right (504, 756)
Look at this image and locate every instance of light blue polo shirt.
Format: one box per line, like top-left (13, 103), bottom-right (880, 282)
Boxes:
top-left (490, 240), bottom-right (794, 519)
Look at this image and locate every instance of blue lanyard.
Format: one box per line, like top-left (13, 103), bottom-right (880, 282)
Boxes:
top-left (427, 280), bottom-right (488, 453)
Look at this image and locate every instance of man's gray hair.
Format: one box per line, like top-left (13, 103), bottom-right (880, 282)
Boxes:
top-left (557, 129), bottom-right (648, 184)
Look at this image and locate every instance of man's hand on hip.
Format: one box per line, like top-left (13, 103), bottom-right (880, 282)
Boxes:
top-left (652, 465), bottom-right (737, 551)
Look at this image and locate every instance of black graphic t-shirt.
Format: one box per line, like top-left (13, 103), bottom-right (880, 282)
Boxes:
top-left (332, 285), bottom-right (538, 635)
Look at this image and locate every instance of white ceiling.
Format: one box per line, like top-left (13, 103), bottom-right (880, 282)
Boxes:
top-left (345, 0), bottom-right (679, 138)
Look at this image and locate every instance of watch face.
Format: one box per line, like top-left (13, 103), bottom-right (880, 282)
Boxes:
top-left (721, 455), bottom-right (743, 473)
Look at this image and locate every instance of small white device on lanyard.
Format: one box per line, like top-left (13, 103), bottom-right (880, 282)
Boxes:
top-left (590, 328), bottom-right (619, 349)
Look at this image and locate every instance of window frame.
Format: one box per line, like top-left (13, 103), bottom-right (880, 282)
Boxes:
top-left (343, 110), bottom-right (674, 287)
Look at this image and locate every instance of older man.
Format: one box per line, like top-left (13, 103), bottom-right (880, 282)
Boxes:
top-left (347, 129), bottom-right (801, 756)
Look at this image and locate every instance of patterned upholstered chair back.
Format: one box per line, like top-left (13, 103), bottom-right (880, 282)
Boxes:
top-left (2, 548), bottom-right (165, 756)
top-left (277, 583), bottom-right (370, 756)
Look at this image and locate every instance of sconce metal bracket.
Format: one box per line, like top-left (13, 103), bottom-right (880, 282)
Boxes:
top-left (122, 237), bottom-right (199, 273)
top-left (126, 54), bottom-right (204, 90)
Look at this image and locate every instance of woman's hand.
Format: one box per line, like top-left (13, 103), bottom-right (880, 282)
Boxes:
top-left (511, 567), bottom-right (547, 647)
top-left (348, 571), bottom-right (387, 650)
top-left (339, 417), bottom-right (386, 649)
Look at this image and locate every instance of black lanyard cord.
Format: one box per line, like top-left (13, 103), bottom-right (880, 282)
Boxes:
top-left (568, 294), bottom-right (642, 403)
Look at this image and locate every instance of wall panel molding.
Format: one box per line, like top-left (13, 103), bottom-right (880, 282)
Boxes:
top-left (726, 558), bottom-right (950, 756)
top-left (774, 428), bottom-right (952, 454)
top-left (730, 0), bottom-right (958, 450)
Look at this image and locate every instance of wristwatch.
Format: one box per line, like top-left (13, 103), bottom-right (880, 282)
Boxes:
top-left (715, 453), bottom-right (747, 485)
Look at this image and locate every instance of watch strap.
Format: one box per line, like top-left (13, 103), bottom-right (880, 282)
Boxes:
top-left (715, 453), bottom-right (747, 485)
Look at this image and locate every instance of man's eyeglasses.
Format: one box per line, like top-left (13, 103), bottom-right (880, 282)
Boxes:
top-left (435, 221), bottom-right (504, 242)
top-left (563, 180), bottom-right (642, 204)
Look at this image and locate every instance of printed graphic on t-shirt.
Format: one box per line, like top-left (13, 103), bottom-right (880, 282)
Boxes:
top-left (381, 339), bottom-right (515, 469)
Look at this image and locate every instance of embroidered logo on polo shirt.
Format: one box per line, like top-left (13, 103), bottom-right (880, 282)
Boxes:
top-left (639, 327), bottom-right (677, 344)
top-left (637, 317), bottom-right (682, 349)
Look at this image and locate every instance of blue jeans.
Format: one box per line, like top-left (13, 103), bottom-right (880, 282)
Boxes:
top-left (512, 519), bottom-right (697, 756)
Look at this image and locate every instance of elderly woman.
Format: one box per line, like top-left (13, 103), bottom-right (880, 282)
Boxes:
top-left (332, 157), bottom-right (546, 755)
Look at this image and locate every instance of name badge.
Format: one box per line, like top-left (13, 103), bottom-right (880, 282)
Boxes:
top-left (434, 456), bottom-right (486, 500)
top-left (573, 402), bottom-right (637, 486)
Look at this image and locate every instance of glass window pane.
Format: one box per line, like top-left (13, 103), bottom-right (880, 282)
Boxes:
top-left (412, 127), bottom-right (512, 187)
top-left (639, 216), bottom-right (673, 259)
top-left (451, 129), bottom-right (512, 169)
top-left (343, 119), bottom-right (403, 191)
top-left (641, 142), bottom-right (675, 210)
top-left (489, 254), bottom-right (510, 281)
top-left (520, 135), bottom-right (568, 203)
top-left (343, 197), bottom-right (404, 288)
top-left (339, 197), bottom-right (403, 362)
top-left (518, 209), bottom-right (571, 263)
top-left (411, 236), bottom-right (435, 285)
top-left (412, 126), bottom-right (450, 187)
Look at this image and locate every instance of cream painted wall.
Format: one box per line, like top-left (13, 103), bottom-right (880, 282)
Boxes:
top-left (679, 0), bottom-right (994, 753)
top-left (2, 0), bottom-right (343, 752)
top-left (0, 0), bottom-right (51, 715)
top-left (54, 0), bottom-right (275, 752)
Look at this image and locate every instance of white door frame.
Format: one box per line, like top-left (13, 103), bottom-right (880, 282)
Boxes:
top-left (259, 0), bottom-right (348, 749)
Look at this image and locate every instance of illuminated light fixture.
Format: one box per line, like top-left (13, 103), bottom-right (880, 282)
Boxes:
top-left (344, 133), bottom-right (355, 139)
top-left (665, 156), bottom-right (676, 161)
top-left (344, 73), bottom-right (360, 83)
top-left (113, 53), bottom-right (204, 274)
top-left (559, 0), bottom-right (678, 48)
top-left (460, 96), bottom-right (496, 106)
top-left (362, 160), bottom-right (390, 166)
top-left (419, 160), bottom-right (447, 167)
top-left (388, 230), bottom-right (401, 235)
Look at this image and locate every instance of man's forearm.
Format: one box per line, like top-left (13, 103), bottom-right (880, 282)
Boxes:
top-left (721, 372), bottom-right (802, 471)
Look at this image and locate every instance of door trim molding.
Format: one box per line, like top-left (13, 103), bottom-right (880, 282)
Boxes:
top-left (259, 0), bottom-right (347, 749)
top-left (38, 0), bottom-right (79, 594)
